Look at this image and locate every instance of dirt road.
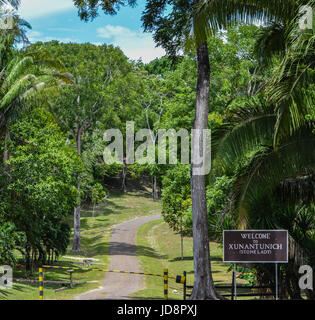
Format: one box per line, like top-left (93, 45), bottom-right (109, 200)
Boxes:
top-left (75, 214), bottom-right (161, 300)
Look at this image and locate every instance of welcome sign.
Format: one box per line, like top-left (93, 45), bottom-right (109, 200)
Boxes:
top-left (223, 230), bottom-right (288, 263)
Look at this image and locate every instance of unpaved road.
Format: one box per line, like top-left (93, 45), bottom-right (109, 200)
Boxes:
top-left (75, 214), bottom-right (161, 300)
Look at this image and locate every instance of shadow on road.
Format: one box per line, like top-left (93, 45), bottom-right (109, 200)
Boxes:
top-left (110, 241), bottom-right (167, 260)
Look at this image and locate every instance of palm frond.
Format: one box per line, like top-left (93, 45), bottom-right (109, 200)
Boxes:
top-left (233, 125), bottom-right (315, 226)
top-left (0, 73), bottom-right (37, 110)
top-left (212, 101), bottom-right (276, 174)
top-left (25, 50), bottom-right (67, 73)
top-left (267, 9), bottom-right (315, 146)
top-left (254, 22), bottom-right (287, 66)
top-left (193, 0), bottom-right (300, 46)
top-left (1, 56), bottom-right (34, 91)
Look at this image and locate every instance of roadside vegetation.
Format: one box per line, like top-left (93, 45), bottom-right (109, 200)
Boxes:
top-left (0, 0), bottom-right (314, 300)
top-left (133, 219), bottom-right (249, 300)
top-left (0, 191), bottom-right (160, 300)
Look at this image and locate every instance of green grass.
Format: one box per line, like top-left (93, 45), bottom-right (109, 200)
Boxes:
top-left (1, 190), bottom-right (161, 300)
top-left (2, 190), bottom-right (253, 300)
top-left (132, 219), bottom-right (249, 300)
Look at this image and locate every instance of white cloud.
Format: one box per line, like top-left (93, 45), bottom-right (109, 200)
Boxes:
top-left (18, 0), bottom-right (74, 19)
top-left (97, 25), bottom-right (165, 63)
top-left (27, 30), bottom-right (78, 43)
top-left (27, 29), bottom-right (41, 41)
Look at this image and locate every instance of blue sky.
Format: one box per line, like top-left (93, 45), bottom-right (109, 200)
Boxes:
top-left (17, 0), bottom-right (165, 63)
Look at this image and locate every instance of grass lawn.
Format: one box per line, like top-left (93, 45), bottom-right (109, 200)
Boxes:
top-left (132, 219), bottom-right (249, 300)
top-left (1, 190), bottom-right (161, 300)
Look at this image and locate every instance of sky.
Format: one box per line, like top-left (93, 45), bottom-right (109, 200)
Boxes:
top-left (16, 0), bottom-right (165, 63)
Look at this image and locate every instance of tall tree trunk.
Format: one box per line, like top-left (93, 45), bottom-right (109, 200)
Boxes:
top-left (92, 201), bottom-right (96, 218)
top-left (72, 129), bottom-right (82, 252)
top-left (72, 182), bottom-right (81, 252)
top-left (152, 175), bottom-right (158, 200)
top-left (30, 250), bottom-right (34, 276)
top-left (3, 126), bottom-right (10, 163)
top-left (121, 163), bottom-right (127, 193)
top-left (189, 41), bottom-right (221, 300)
top-left (25, 246), bottom-right (30, 275)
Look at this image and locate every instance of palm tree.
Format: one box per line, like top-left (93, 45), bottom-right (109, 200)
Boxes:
top-left (212, 102), bottom-right (314, 221)
top-left (211, 0), bottom-right (315, 225)
top-left (0, 15), bottom-right (72, 163)
top-left (209, 1), bottom-right (314, 299)
top-left (188, 0), bottom-right (310, 300)
top-left (211, 103), bottom-right (315, 298)
top-left (268, 1), bottom-right (315, 146)
top-left (250, 0), bottom-right (314, 146)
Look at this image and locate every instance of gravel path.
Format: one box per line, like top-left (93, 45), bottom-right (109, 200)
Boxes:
top-left (75, 214), bottom-right (161, 300)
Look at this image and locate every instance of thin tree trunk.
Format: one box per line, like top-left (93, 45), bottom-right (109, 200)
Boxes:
top-left (72, 127), bottom-right (82, 252)
top-left (152, 175), bottom-right (158, 200)
top-left (31, 250), bottom-right (34, 276)
top-left (189, 40), bottom-right (221, 300)
top-left (25, 247), bottom-right (30, 275)
top-left (92, 201), bottom-right (96, 218)
top-left (3, 127), bottom-right (10, 163)
top-left (121, 164), bottom-right (127, 193)
top-left (72, 184), bottom-right (81, 252)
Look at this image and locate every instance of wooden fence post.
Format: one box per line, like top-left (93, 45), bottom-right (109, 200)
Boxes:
top-left (39, 268), bottom-right (44, 300)
top-left (164, 268), bottom-right (168, 300)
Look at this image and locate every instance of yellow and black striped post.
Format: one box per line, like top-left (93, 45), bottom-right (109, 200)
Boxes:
top-left (39, 268), bottom-right (44, 300)
top-left (163, 268), bottom-right (168, 300)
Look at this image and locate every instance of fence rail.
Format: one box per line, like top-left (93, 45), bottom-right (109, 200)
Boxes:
top-left (42, 264), bottom-right (176, 279)
top-left (175, 271), bottom-right (275, 300)
top-left (39, 266), bottom-right (276, 301)
top-left (185, 287), bottom-right (275, 300)
top-left (39, 266), bottom-right (173, 300)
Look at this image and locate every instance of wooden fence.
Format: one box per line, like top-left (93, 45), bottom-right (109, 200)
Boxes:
top-left (176, 271), bottom-right (275, 300)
